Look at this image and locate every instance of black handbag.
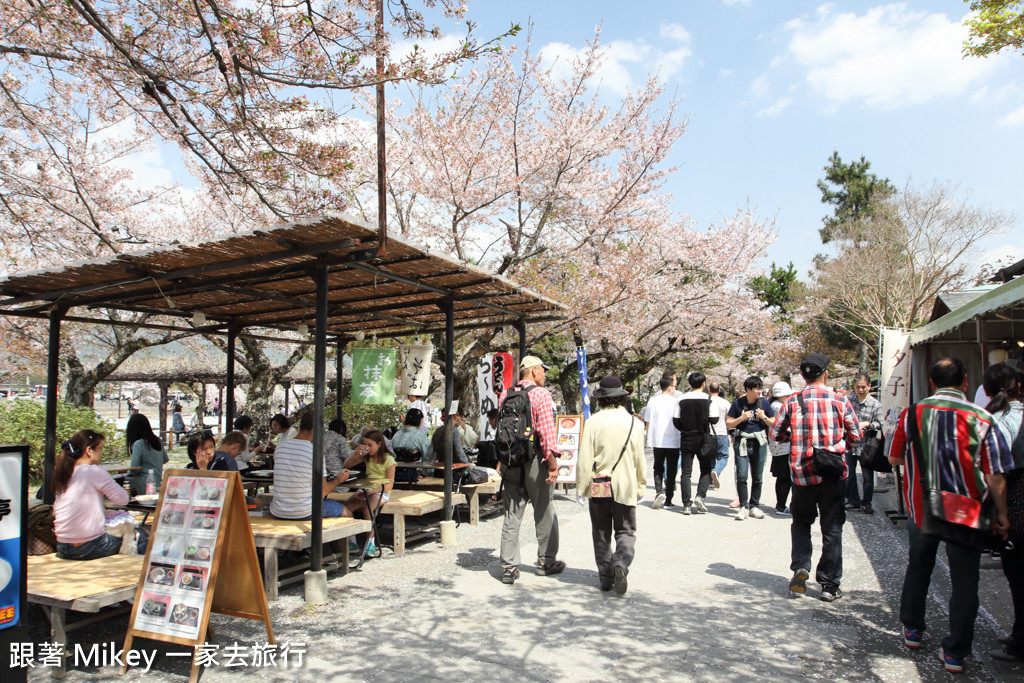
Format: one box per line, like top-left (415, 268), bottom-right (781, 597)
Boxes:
top-left (909, 405), bottom-right (992, 549)
top-left (796, 392), bottom-right (844, 481)
top-left (857, 429), bottom-right (894, 473)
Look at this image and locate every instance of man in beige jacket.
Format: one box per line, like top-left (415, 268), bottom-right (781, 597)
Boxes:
top-left (577, 375), bottom-right (647, 594)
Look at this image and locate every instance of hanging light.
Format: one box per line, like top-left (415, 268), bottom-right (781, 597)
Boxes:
top-left (192, 311), bottom-right (206, 326)
top-left (297, 323), bottom-right (309, 336)
top-left (354, 330), bottom-right (365, 341)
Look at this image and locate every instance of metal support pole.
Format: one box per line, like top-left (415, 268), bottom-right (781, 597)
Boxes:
top-left (516, 320), bottom-right (527, 364)
top-left (310, 263), bottom-right (329, 573)
top-left (43, 307), bottom-right (66, 505)
top-left (282, 381), bottom-right (291, 416)
top-left (443, 299), bottom-right (455, 520)
top-left (226, 326), bottom-right (238, 430)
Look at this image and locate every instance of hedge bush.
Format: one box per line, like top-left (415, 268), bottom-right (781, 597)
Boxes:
top-left (0, 400), bottom-right (124, 481)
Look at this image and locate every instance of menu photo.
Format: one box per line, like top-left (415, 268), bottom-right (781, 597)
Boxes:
top-left (165, 596), bottom-right (204, 638)
top-left (188, 507), bottom-right (221, 535)
top-left (137, 591), bottom-right (171, 626)
top-left (152, 531), bottom-right (186, 563)
top-left (192, 480), bottom-right (226, 507)
top-left (183, 538), bottom-right (214, 564)
top-left (176, 565), bottom-right (209, 594)
top-left (158, 503), bottom-right (189, 530)
top-left (145, 562), bottom-right (177, 589)
top-left (164, 476), bottom-right (195, 503)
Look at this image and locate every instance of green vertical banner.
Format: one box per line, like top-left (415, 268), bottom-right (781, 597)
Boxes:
top-left (352, 348), bottom-right (397, 405)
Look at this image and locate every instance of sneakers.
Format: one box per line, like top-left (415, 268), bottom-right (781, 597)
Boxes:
top-left (682, 505), bottom-right (692, 515)
top-left (710, 471), bottom-right (721, 489)
top-left (749, 507), bottom-right (764, 519)
top-left (735, 507), bottom-right (748, 521)
top-left (820, 585), bottom-right (842, 602)
top-left (537, 560), bottom-right (566, 576)
top-left (364, 540), bottom-right (377, 558)
top-left (862, 505), bottom-right (874, 515)
top-left (501, 566), bottom-right (520, 585)
top-left (990, 647), bottom-right (1024, 663)
top-left (844, 501), bottom-right (858, 510)
top-left (789, 568), bottom-right (809, 594)
top-left (776, 506), bottom-right (792, 517)
top-left (694, 496), bottom-right (708, 514)
top-left (902, 628), bottom-right (922, 649)
top-left (613, 566), bottom-right (628, 595)
top-left (652, 492), bottom-right (666, 509)
top-left (940, 648), bottom-right (964, 673)
top-left (348, 538), bottom-right (359, 552)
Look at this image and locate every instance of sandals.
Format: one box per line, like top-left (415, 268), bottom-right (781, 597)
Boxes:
top-left (501, 566), bottom-right (520, 584)
top-left (537, 560), bottom-right (566, 576)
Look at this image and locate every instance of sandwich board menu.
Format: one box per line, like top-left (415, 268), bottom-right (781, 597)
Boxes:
top-left (123, 470), bottom-right (272, 683)
top-left (555, 415), bottom-right (584, 484)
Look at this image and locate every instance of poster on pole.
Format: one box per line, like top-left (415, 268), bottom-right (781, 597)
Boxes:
top-left (352, 348), bottom-right (397, 405)
top-left (879, 327), bottom-right (912, 434)
top-left (398, 345), bottom-right (433, 397)
top-left (123, 470), bottom-right (272, 683)
top-left (0, 446), bottom-right (28, 632)
top-left (477, 352), bottom-right (516, 437)
top-left (555, 415), bottom-right (584, 483)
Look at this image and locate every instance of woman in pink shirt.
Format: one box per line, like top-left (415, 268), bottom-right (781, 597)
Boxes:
top-left (52, 430), bottom-right (149, 560)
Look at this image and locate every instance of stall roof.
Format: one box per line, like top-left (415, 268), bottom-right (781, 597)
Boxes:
top-left (0, 214), bottom-right (567, 338)
top-left (928, 285), bottom-right (998, 322)
top-left (909, 275), bottom-right (1024, 347)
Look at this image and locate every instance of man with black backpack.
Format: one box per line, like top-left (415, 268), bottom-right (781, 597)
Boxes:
top-left (496, 355), bottom-right (564, 585)
top-left (673, 371), bottom-right (720, 515)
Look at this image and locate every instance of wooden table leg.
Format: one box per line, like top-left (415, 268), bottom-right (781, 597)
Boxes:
top-left (340, 541), bottom-right (349, 576)
top-left (51, 606), bottom-right (66, 679)
top-left (393, 514), bottom-right (405, 555)
top-left (470, 493), bottom-right (479, 526)
top-left (263, 548), bottom-right (278, 602)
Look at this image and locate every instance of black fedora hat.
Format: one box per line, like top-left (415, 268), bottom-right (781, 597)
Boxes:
top-left (592, 375), bottom-right (628, 399)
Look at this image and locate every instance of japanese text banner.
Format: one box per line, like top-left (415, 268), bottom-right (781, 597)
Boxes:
top-left (879, 327), bottom-right (911, 432)
top-left (352, 348), bottom-right (397, 405)
top-left (398, 345), bottom-right (433, 397)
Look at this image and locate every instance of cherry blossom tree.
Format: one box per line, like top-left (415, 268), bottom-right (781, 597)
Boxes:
top-left (348, 33), bottom-right (777, 413)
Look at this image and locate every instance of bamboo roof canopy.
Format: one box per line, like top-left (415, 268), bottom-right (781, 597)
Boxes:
top-left (0, 214), bottom-right (567, 338)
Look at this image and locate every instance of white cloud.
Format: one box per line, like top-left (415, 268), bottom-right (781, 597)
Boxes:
top-left (757, 96), bottom-right (793, 117)
top-left (782, 4), bottom-right (1002, 109)
top-left (718, 68), bottom-right (735, 79)
top-left (540, 26), bottom-right (693, 95)
top-left (998, 104), bottom-right (1024, 127)
top-left (722, 0), bottom-right (753, 6)
top-left (749, 73), bottom-right (771, 101)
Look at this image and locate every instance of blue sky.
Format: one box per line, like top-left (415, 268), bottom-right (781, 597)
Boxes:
top-left (465, 0), bottom-right (1023, 277)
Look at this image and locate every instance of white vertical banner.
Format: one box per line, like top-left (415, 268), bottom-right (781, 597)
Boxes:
top-left (879, 327), bottom-right (911, 433)
top-left (477, 354), bottom-right (498, 438)
top-left (398, 345), bottom-right (433, 397)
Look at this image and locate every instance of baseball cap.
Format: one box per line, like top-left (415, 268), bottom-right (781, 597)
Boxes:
top-left (800, 353), bottom-right (831, 376)
top-left (520, 355), bottom-right (550, 371)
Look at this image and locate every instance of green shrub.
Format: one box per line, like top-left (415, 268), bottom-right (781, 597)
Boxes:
top-left (0, 399), bottom-right (124, 480)
top-left (324, 400), bottom-right (407, 434)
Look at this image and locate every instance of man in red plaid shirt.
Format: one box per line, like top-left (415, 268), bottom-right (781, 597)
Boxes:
top-left (497, 355), bottom-right (564, 585)
top-left (771, 353), bottom-right (862, 602)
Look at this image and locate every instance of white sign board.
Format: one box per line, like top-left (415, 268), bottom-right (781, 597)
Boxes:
top-left (879, 327), bottom-right (911, 434)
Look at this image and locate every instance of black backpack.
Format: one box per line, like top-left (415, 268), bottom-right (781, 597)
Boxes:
top-left (495, 384), bottom-right (538, 468)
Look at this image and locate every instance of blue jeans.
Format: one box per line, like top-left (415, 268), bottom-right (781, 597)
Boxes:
top-left (845, 450), bottom-right (874, 507)
top-left (57, 528), bottom-right (149, 560)
top-left (281, 497), bottom-right (348, 521)
top-left (900, 522), bottom-right (981, 658)
top-left (714, 436), bottom-right (730, 476)
top-left (734, 437), bottom-right (766, 508)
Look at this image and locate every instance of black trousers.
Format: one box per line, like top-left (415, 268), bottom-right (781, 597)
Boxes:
top-left (652, 447), bottom-right (680, 502)
top-left (790, 479), bottom-right (846, 587)
top-left (589, 498), bottom-right (637, 585)
top-left (679, 435), bottom-right (713, 506)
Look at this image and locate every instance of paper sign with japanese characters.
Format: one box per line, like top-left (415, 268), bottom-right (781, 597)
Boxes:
top-left (477, 352), bottom-right (516, 436)
top-left (352, 348), bottom-right (397, 405)
top-left (880, 327), bottom-right (912, 434)
top-left (398, 345), bottom-right (433, 397)
top-left (0, 447), bottom-right (25, 630)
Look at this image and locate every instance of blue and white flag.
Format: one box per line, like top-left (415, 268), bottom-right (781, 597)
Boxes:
top-left (577, 347), bottom-right (591, 419)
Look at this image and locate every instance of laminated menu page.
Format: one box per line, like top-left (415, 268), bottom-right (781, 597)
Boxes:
top-left (555, 415), bottom-right (584, 484)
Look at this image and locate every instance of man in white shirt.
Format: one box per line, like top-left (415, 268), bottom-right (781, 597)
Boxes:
top-left (644, 373), bottom-right (681, 509)
top-left (708, 382), bottom-right (733, 489)
top-left (270, 413), bottom-right (351, 520)
top-left (408, 395), bottom-right (430, 434)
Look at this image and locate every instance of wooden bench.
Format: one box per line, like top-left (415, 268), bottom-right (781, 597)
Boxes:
top-left (27, 553), bottom-right (145, 679)
top-left (413, 476), bottom-right (501, 525)
top-left (248, 515), bottom-right (371, 601)
top-left (328, 489), bottom-right (466, 555)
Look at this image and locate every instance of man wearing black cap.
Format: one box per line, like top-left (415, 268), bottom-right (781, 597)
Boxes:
top-left (771, 352), bottom-right (862, 602)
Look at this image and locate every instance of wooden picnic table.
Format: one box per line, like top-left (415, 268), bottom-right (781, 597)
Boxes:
top-left (100, 464), bottom-right (141, 475)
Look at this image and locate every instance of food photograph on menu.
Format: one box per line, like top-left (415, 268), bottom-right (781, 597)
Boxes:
top-left (177, 565), bottom-right (207, 593)
top-left (165, 478), bottom-right (194, 501)
top-left (138, 592), bottom-right (170, 621)
top-left (183, 541), bottom-right (213, 563)
top-left (189, 508), bottom-right (220, 532)
top-left (153, 533), bottom-right (184, 561)
top-left (146, 563), bottom-right (176, 588)
top-left (195, 482), bottom-right (225, 504)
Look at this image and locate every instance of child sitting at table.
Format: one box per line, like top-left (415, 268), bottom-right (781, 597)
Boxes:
top-left (52, 430), bottom-right (150, 560)
top-left (342, 429), bottom-right (395, 558)
top-left (211, 431), bottom-right (244, 471)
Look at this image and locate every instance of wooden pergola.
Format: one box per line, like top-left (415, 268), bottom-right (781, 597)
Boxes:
top-left (0, 214), bottom-right (566, 586)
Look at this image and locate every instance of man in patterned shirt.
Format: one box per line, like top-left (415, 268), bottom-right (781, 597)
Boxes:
top-left (887, 356), bottom-right (1012, 674)
top-left (771, 353), bottom-right (861, 602)
top-left (497, 355), bottom-right (564, 585)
